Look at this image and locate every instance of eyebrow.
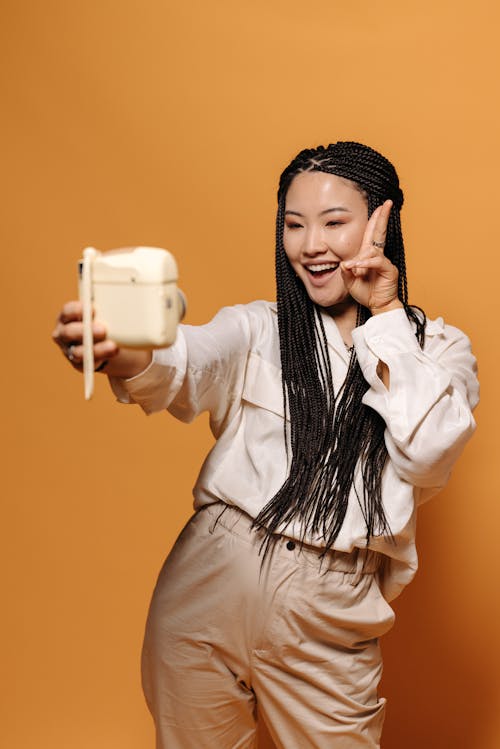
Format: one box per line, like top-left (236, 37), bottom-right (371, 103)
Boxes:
top-left (285, 207), bottom-right (351, 217)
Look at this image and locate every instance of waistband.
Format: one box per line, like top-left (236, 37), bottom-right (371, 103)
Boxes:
top-left (199, 501), bottom-right (383, 577)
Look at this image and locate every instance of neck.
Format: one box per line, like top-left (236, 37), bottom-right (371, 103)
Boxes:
top-left (321, 297), bottom-right (358, 345)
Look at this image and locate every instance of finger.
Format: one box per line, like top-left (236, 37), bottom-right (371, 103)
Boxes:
top-left (57, 302), bottom-right (104, 325)
top-left (357, 200), bottom-right (392, 259)
top-left (58, 301), bottom-right (83, 324)
top-left (52, 321), bottom-right (83, 347)
top-left (342, 247), bottom-right (380, 269)
top-left (66, 339), bottom-right (119, 365)
top-left (343, 255), bottom-right (395, 274)
top-left (354, 205), bottom-right (384, 261)
top-left (342, 264), bottom-right (371, 278)
top-left (52, 321), bottom-right (107, 348)
top-left (339, 261), bottom-right (372, 283)
top-left (370, 200), bottom-right (392, 251)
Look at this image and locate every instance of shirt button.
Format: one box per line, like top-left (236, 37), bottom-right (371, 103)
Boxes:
top-left (286, 540), bottom-right (296, 551)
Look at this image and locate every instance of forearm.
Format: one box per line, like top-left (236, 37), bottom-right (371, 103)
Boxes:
top-left (353, 308), bottom-right (479, 486)
top-left (370, 300), bottom-right (403, 389)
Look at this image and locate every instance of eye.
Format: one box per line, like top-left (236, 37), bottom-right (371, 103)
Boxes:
top-left (326, 220), bottom-right (341, 227)
top-left (285, 221), bottom-right (303, 230)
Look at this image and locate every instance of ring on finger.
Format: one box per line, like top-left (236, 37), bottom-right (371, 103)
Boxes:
top-left (372, 240), bottom-right (385, 249)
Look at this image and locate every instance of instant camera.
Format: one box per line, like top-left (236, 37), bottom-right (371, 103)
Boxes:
top-left (78, 246), bottom-right (186, 399)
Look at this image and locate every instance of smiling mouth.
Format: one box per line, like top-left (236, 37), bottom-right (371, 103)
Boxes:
top-left (305, 262), bottom-right (339, 277)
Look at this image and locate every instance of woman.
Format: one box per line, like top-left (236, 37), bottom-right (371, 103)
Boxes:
top-left (53, 142), bottom-right (479, 748)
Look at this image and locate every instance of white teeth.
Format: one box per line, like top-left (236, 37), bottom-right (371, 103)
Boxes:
top-left (306, 263), bottom-right (338, 272)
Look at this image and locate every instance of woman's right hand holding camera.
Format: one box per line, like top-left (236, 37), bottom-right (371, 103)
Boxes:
top-left (52, 301), bottom-right (153, 379)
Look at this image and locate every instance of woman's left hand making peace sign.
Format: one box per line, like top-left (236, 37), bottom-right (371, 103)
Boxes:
top-left (341, 200), bottom-right (403, 315)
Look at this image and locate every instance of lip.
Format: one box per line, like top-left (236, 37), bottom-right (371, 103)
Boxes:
top-left (304, 264), bottom-right (339, 287)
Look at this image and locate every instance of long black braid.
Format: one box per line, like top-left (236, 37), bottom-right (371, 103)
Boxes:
top-left (253, 142), bottom-right (426, 552)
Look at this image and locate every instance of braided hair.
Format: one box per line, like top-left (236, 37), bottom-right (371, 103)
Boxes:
top-left (253, 142), bottom-right (425, 552)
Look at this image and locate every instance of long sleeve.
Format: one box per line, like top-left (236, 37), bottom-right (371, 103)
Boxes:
top-left (352, 309), bottom-right (479, 496)
top-left (108, 303), bottom-right (260, 437)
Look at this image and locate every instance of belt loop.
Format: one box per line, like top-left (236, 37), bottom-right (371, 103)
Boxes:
top-left (351, 549), bottom-right (382, 585)
top-left (350, 549), bottom-right (364, 586)
top-left (208, 504), bottom-right (228, 534)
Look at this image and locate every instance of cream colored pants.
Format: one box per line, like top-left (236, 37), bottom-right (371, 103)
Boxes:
top-left (141, 503), bottom-right (395, 749)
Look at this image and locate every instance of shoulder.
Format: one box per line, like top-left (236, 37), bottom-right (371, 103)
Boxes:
top-left (417, 310), bottom-right (475, 352)
top-left (209, 299), bottom-right (277, 335)
top-left (228, 299), bottom-right (277, 319)
top-left (179, 301), bottom-right (278, 356)
top-left (413, 308), bottom-right (476, 365)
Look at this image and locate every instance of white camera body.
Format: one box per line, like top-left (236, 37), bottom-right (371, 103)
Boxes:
top-left (78, 246), bottom-right (186, 399)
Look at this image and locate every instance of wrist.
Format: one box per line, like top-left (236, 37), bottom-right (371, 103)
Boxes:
top-left (105, 349), bottom-right (153, 379)
top-left (369, 300), bottom-right (403, 316)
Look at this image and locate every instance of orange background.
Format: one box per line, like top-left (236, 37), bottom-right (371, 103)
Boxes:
top-left (2, 1), bottom-right (498, 747)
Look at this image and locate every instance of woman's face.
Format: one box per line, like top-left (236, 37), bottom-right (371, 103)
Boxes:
top-left (283, 170), bottom-right (369, 310)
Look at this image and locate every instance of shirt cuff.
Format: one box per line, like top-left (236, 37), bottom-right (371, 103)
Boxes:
top-left (108, 356), bottom-right (155, 404)
top-left (352, 308), bottom-right (421, 361)
top-left (108, 331), bottom-right (187, 414)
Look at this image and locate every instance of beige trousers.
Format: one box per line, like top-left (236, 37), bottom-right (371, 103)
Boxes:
top-left (142, 503), bottom-right (395, 749)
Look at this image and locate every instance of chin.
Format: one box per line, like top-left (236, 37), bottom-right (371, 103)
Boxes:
top-left (307, 289), bottom-right (357, 317)
top-left (306, 288), bottom-right (350, 310)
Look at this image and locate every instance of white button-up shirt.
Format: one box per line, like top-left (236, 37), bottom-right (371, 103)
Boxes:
top-left (110, 302), bottom-right (478, 601)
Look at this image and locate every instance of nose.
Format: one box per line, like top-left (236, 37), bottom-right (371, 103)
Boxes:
top-left (302, 225), bottom-right (328, 256)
